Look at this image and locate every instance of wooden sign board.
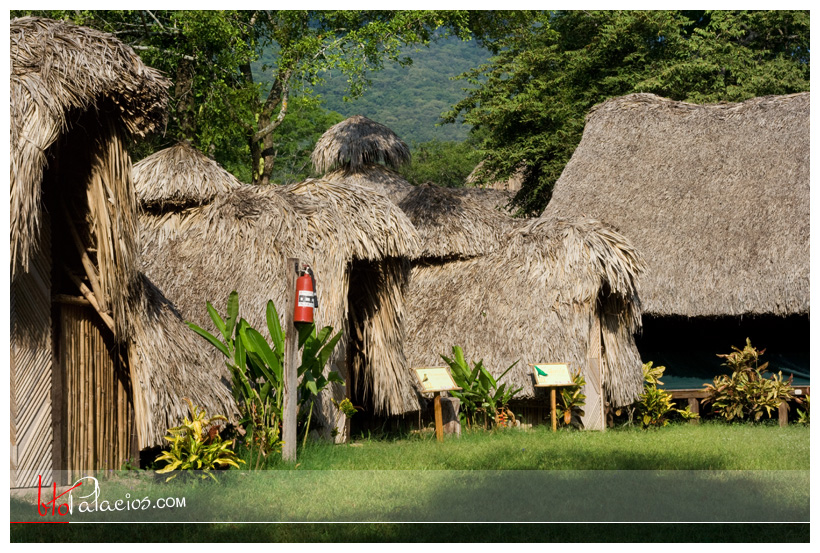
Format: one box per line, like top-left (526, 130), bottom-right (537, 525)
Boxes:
top-left (414, 367), bottom-right (461, 393)
top-left (531, 363), bottom-right (573, 387)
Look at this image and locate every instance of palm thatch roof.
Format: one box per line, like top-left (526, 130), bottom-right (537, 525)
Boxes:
top-left (11, 16), bottom-right (169, 279)
top-left (543, 92), bottom-right (810, 318)
top-left (10, 17), bottom-right (235, 454)
top-left (323, 164), bottom-right (413, 204)
top-left (398, 184), bottom-right (514, 259)
top-left (405, 216), bottom-right (647, 408)
top-left (312, 115), bottom-right (411, 174)
top-left (134, 142), bottom-right (241, 209)
top-left (138, 145), bottom-right (423, 428)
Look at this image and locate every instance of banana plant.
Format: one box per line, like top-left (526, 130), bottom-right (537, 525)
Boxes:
top-left (188, 291), bottom-right (343, 463)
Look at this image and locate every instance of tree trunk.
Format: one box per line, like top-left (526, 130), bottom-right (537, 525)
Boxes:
top-left (174, 58), bottom-right (196, 141)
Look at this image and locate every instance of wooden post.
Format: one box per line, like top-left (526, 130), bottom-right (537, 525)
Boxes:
top-left (778, 402), bottom-right (788, 427)
top-left (550, 387), bottom-right (557, 432)
top-left (434, 392), bottom-right (444, 442)
top-left (282, 258), bottom-right (299, 462)
top-left (687, 398), bottom-right (700, 425)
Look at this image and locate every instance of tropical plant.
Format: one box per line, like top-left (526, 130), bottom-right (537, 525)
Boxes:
top-left (704, 338), bottom-right (799, 422)
top-left (618, 362), bottom-right (698, 428)
top-left (441, 346), bottom-right (521, 430)
top-left (795, 395), bottom-right (809, 425)
top-left (296, 323), bottom-right (344, 448)
top-left (331, 398), bottom-right (359, 438)
top-left (187, 291), bottom-right (342, 466)
top-left (555, 372), bottom-right (586, 429)
top-left (155, 398), bottom-right (244, 482)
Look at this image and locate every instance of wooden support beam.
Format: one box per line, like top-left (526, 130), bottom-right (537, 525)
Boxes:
top-left (52, 294), bottom-right (91, 306)
top-left (687, 398), bottom-right (700, 425)
top-left (63, 266), bottom-right (116, 338)
top-left (61, 205), bottom-right (107, 309)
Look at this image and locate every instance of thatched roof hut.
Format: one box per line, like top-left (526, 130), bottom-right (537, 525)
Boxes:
top-left (10, 17), bottom-right (234, 487)
top-left (405, 216), bottom-right (647, 424)
top-left (312, 115), bottom-right (414, 203)
top-left (542, 93), bottom-right (810, 318)
top-left (134, 141), bottom-right (241, 209)
top-left (136, 142), bottom-right (423, 433)
top-left (312, 115), bottom-right (411, 174)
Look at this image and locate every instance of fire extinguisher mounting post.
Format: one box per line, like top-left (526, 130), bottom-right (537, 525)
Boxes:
top-left (282, 257), bottom-right (299, 462)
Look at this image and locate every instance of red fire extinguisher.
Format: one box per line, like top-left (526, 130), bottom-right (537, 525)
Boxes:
top-left (294, 265), bottom-right (317, 323)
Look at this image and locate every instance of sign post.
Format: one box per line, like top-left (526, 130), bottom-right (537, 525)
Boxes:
top-left (414, 367), bottom-right (462, 442)
top-left (531, 363), bottom-right (573, 432)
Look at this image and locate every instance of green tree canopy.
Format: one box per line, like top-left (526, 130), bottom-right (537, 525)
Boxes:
top-left (15, 10), bottom-right (487, 185)
top-left (445, 10), bottom-right (810, 215)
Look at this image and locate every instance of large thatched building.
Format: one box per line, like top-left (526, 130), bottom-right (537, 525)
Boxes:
top-left (313, 117), bottom-right (647, 429)
top-left (135, 143), bottom-right (422, 438)
top-left (543, 93), bottom-right (810, 386)
top-left (10, 18), bottom-right (235, 487)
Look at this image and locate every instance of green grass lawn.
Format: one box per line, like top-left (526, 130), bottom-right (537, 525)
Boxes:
top-left (11, 422), bottom-right (810, 542)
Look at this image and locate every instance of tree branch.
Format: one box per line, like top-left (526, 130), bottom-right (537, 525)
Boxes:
top-left (254, 73), bottom-right (291, 142)
top-left (131, 45), bottom-right (196, 61)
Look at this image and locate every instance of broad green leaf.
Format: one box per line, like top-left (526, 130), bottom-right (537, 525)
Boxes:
top-left (206, 301), bottom-right (229, 342)
top-left (266, 300), bottom-right (285, 353)
top-left (187, 322), bottom-right (230, 358)
top-left (225, 291), bottom-right (239, 338)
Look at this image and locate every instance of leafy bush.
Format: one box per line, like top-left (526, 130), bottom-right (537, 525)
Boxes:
top-left (399, 140), bottom-right (483, 187)
top-left (441, 346), bottom-right (521, 430)
top-left (703, 338), bottom-right (799, 422)
top-left (555, 372), bottom-right (586, 429)
top-left (617, 362), bottom-right (697, 428)
top-left (155, 398), bottom-right (244, 481)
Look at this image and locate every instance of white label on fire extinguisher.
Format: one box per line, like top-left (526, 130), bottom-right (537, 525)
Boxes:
top-left (298, 291), bottom-right (316, 308)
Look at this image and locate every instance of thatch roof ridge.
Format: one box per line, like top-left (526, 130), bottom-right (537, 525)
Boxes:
top-left (398, 184), bottom-right (514, 260)
top-left (133, 142), bottom-right (241, 208)
top-left (312, 115), bottom-right (411, 173)
top-left (11, 16), bottom-right (170, 276)
top-left (405, 214), bottom-right (646, 407)
top-left (323, 164), bottom-right (414, 204)
top-left (285, 178), bottom-right (420, 261)
top-left (544, 92), bottom-right (809, 317)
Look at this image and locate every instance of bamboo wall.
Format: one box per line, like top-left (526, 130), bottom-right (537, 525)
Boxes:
top-left (58, 304), bottom-right (135, 482)
top-left (10, 214), bottom-right (53, 488)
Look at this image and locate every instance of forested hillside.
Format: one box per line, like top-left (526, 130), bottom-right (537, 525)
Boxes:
top-left (255, 36), bottom-right (490, 144)
top-left (314, 37), bottom-right (490, 143)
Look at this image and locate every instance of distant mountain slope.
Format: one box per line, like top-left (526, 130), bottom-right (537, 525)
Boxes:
top-left (314, 37), bottom-right (490, 144)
